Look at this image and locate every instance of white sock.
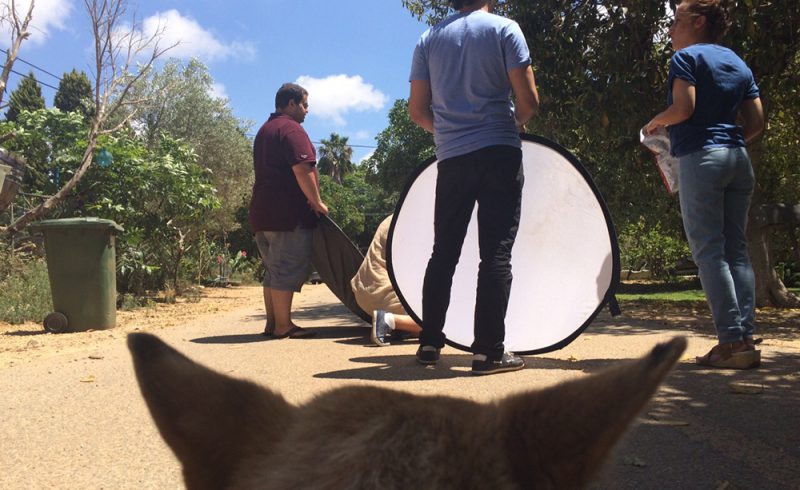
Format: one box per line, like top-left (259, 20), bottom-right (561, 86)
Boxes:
top-left (384, 312), bottom-right (396, 330)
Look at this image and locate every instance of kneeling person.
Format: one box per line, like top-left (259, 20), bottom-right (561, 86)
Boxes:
top-left (351, 215), bottom-right (422, 346)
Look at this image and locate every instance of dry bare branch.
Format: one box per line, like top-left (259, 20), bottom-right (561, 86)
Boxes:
top-left (5, 0), bottom-right (175, 234)
top-left (0, 0), bottom-right (36, 108)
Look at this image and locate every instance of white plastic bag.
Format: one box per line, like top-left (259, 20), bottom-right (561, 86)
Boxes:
top-left (640, 127), bottom-right (679, 194)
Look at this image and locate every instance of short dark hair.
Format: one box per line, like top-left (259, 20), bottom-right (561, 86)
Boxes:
top-left (682, 0), bottom-right (732, 42)
top-left (275, 83), bottom-right (308, 110)
top-left (450, 0), bottom-right (482, 10)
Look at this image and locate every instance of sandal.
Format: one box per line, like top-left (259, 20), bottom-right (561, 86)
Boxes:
top-left (273, 326), bottom-right (316, 339)
top-left (696, 340), bottom-right (760, 370)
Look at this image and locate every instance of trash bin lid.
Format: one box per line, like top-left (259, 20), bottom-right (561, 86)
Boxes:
top-left (28, 217), bottom-right (124, 233)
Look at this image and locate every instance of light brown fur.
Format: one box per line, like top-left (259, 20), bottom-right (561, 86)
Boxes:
top-left (128, 334), bottom-right (686, 489)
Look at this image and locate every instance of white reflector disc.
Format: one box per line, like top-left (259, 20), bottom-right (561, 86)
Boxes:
top-left (387, 135), bottom-right (620, 354)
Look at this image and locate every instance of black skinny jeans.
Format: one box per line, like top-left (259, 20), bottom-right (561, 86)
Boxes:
top-left (420, 145), bottom-right (523, 359)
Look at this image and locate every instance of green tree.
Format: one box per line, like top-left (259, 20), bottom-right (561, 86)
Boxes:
top-left (319, 166), bottom-right (394, 249)
top-left (5, 72), bottom-right (45, 122)
top-left (129, 58), bottom-right (253, 233)
top-left (54, 69), bottom-right (95, 120)
top-left (1, 108), bottom-right (87, 198)
top-left (723, 1), bottom-right (800, 307)
top-left (3, 0), bottom-right (175, 236)
top-left (1, 108), bottom-right (219, 294)
top-left (404, 0), bottom-right (800, 306)
top-left (83, 134), bottom-right (219, 293)
top-left (318, 133), bottom-right (354, 184)
top-left (364, 99), bottom-right (434, 196)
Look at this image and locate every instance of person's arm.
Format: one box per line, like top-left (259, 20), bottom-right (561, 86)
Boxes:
top-left (408, 80), bottom-right (434, 133)
top-left (644, 78), bottom-right (695, 134)
top-left (310, 165), bottom-right (322, 193)
top-left (739, 97), bottom-right (764, 144)
top-left (292, 162), bottom-right (329, 216)
top-left (508, 65), bottom-right (539, 130)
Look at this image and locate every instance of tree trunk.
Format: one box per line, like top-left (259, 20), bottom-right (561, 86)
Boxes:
top-left (748, 203), bottom-right (800, 308)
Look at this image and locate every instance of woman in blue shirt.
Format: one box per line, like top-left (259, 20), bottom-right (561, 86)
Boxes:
top-left (645, 0), bottom-right (764, 369)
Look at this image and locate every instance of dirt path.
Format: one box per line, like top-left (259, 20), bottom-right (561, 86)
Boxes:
top-left (1, 285), bottom-right (798, 489)
top-left (0, 285), bottom-right (269, 369)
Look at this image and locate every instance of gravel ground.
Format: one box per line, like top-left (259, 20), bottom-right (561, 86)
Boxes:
top-left (1, 284), bottom-right (798, 489)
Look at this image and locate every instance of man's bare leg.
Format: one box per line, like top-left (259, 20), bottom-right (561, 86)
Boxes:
top-left (271, 288), bottom-right (298, 337)
top-left (263, 287), bottom-right (276, 334)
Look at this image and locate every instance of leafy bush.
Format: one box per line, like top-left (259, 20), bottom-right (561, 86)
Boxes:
top-left (775, 261), bottom-right (800, 288)
top-left (83, 133), bottom-right (220, 293)
top-left (619, 218), bottom-right (690, 281)
top-left (0, 248), bottom-right (52, 324)
top-left (118, 293), bottom-right (156, 311)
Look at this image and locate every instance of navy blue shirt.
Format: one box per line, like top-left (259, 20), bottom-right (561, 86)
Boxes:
top-left (667, 44), bottom-right (759, 157)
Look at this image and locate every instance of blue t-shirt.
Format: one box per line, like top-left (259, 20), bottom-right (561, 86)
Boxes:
top-left (409, 11), bottom-right (531, 161)
top-left (667, 44), bottom-right (760, 157)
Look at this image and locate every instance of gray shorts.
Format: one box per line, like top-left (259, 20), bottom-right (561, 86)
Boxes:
top-left (254, 228), bottom-right (313, 292)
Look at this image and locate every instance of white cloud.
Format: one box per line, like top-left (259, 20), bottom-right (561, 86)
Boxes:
top-left (296, 74), bottom-right (388, 125)
top-left (0, 0), bottom-right (73, 46)
top-left (359, 150), bottom-right (375, 163)
top-left (354, 130), bottom-right (371, 141)
top-left (140, 10), bottom-right (255, 62)
top-left (209, 81), bottom-right (228, 100)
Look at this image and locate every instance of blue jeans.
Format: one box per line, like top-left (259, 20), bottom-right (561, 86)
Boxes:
top-left (678, 147), bottom-right (756, 344)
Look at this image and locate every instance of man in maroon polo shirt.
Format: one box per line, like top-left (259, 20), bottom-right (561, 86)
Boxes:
top-left (249, 83), bottom-right (329, 339)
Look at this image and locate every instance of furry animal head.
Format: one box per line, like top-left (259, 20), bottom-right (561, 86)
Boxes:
top-left (129, 334), bottom-right (685, 489)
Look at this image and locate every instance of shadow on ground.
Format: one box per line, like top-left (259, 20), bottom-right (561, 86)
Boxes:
top-left (592, 349), bottom-right (800, 489)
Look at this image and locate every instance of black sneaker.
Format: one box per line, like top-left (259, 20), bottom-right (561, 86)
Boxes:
top-left (416, 345), bottom-right (440, 365)
top-left (472, 352), bottom-right (524, 375)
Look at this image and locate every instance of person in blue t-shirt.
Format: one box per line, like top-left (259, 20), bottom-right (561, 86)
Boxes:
top-left (645, 0), bottom-right (764, 369)
top-left (408, 0), bottom-right (539, 375)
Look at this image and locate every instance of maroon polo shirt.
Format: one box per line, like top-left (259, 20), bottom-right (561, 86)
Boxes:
top-left (249, 113), bottom-right (319, 232)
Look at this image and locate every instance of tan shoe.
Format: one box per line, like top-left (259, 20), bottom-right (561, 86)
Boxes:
top-left (696, 340), bottom-right (761, 370)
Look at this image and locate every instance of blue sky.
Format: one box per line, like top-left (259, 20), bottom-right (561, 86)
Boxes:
top-left (1, 0), bottom-right (432, 161)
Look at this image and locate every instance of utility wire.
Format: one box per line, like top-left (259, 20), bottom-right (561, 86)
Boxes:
top-left (6, 67), bottom-right (60, 91)
top-left (0, 48), bottom-right (63, 82)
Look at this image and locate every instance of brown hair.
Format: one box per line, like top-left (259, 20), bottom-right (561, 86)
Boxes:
top-left (683, 0), bottom-right (732, 42)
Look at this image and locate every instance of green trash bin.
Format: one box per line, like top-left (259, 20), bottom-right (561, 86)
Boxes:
top-left (29, 218), bottom-right (124, 333)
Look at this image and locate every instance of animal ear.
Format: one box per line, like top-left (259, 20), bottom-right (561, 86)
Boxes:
top-left (499, 337), bottom-right (687, 489)
top-left (128, 333), bottom-right (291, 490)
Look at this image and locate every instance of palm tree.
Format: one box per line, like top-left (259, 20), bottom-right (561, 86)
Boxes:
top-left (318, 133), bottom-right (354, 184)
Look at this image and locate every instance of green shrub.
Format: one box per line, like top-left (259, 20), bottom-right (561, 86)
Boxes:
top-left (619, 218), bottom-right (690, 281)
top-left (117, 293), bottom-right (156, 311)
top-left (0, 255), bottom-right (52, 324)
top-left (775, 261), bottom-right (800, 288)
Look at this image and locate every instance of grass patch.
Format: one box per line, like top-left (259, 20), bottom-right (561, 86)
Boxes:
top-left (617, 282), bottom-right (799, 303)
top-left (0, 257), bottom-right (53, 324)
top-left (617, 278), bottom-right (705, 303)
top-left (617, 289), bottom-right (706, 302)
